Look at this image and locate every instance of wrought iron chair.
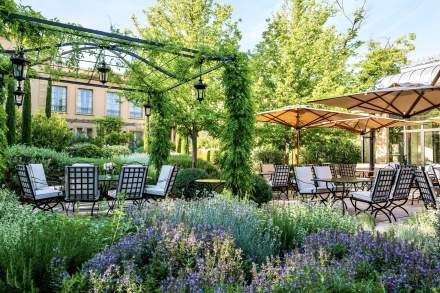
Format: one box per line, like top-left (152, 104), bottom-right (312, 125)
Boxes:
top-left (269, 164), bottom-right (290, 199)
top-left (144, 165), bottom-right (178, 200)
top-left (64, 165), bottom-right (100, 215)
top-left (260, 163), bottom-right (275, 182)
top-left (108, 165), bottom-right (148, 210)
top-left (338, 163), bottom-right (357, 177)
top-left (414, 169), bottom-right (438, 209)
top-left (16, 165), bottom-right (64, 211)
top-left (293, 166), bottom-right (330, 202)
top-left (388, 167), bottom-right (415, 219)
top-left (349, 169), bottom-right (396, 223)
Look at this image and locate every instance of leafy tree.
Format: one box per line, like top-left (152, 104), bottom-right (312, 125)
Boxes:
top-left (21, 78), bottom-right (31, 145)
top-left (355, 34), bottom-right (416, 91)
top-left (31, 112), bottom-right (73, 151)
top-left (45, 79), bottom-right (52, 118)
top-left (95, 116), bottom-right (130, 146)
top-left (5, 78), bottom-right (15, 145)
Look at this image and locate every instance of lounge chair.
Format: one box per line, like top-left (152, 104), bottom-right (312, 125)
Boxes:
top-left (414, 169), bottom-right (438, 209)
top-left (64, 165), bottom-right (100, 215)
top-left (144, 165), bottom-right (177, 200)
top-left (293, 166), bottom-right (330, 202)
top-left (388, 167), bottom-right (415, 219)
top-left (108, 165), bottom-right (148, 209)
top-left (16, 164), bottom-right (64, 211)
top-left (349, 169), bottom-right (396, 222)
top-left (268, 164), bottom-right (290, 199)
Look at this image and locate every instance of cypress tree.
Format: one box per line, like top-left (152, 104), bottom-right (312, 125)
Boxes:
top-left (22, 79), bottom-right (32, 145)
top-left (5, 79), bottom-right (15, 145)
top-left (45, 79), bottom-right (52, 118)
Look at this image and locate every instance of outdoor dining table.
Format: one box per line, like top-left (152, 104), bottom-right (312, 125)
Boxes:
top-left (98, 174), bottom-right (120, 197)
top-left (313, 176), bottom-right (373, 213)
top-left (194, 179), bottom-right (226, 198)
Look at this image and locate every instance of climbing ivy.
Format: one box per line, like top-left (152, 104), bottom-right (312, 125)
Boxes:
top-left (45, 79), bottom-right (52, 118)
top-left (22, 78), bottom-right (31, 145)
top-left (220, 53), bottom-right (255, 197)
top-left (5, 78), bottom-right (15, 145)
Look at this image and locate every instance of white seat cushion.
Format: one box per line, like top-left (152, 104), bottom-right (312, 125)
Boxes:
top-left (294, 167), bottom-right (315, 192)
top-left (299, 186), bottom-right (332, 194)
top-left (28, 164), bottom-right (49, 190)
top-left (35, 187), bottom-right (63, 200)
top-left (72, 163), bottom-right (94, 167)
top-left (108, 189), bottom-right (117, 198)
top-left (349, 191), bottom-right (372, 202)
top-left (313, 166), bottom-right (334, 188)
top-left (145, 185), bottom-right (166, 196)
top-left (156, 165), bottom-right (173, 189)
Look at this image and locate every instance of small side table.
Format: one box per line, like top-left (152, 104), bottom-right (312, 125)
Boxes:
top-left (194, 179), bottom-right (226, 197)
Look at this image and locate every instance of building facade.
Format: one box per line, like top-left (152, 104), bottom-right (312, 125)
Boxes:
top-left (29, 78), bottom-right (145, 140)
top-left (367, 58), bottom-right (440, 165)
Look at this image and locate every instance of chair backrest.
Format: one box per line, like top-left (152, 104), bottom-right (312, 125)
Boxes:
top-left (370, 169), bottom-right (396, 202)
top-left (391, 167), bottom-right (414, 200)
top-left (261, 163), bottom-right (275, 174)
top-left (414, 169), bottom-right (437, 209)
top-left (432, 166), bottom-right (440, 183)
top-left (293, 166), bottom-right (315, 192)
top-left (338, 164), bottom-right (356, 177)
top-left (16, 165), bottom-right (36, 200)
top-left (387, 162), bottom-right (401, 170)
top-left (117, 165), bottom-right (148, 200)
top-left (272, 165), bottom-right (290, 187)
top-left (27, 163), bottom-right (49, 190)
top-left (64, 165), bottom-right (99, 202)
top-left (313, 166), bottom-right (333, 188)
top-left (164, 166), bottom-right (178, 196)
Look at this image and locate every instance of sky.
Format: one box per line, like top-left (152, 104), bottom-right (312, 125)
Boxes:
top-left (17, 0), bottom-right (440, 62)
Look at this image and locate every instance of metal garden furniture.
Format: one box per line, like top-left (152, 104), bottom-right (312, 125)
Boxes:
top-left (414, 169), bottom-right (438, 209)
top-left (293, 166), bottom-right (331, 202)
top-left (108, 165), bottom-right (148, 210)
top-left (388, 167), bottom-right (415, 220)
top-left (144, 165), bottom-right (177, 200)
top-left (349, 169), bottom-right (397, 222)
top-left (268, 164), bottom-right (291, 199)
top-left (194, 179), bottom-right (226, 198)
top-left (64, 164), bottom-right (100, 215)
top-left (260, 163), bottom-right (275, 182)
top-left (338, 163), bottom-right (357, 177)
top-left (16, 164), bottom-right (64, 211)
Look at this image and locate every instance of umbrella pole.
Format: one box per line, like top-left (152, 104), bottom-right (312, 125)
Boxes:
top-left (369, 129), bottom-right (375, 174)
top-left (296, 129), bottom-right (301, 165)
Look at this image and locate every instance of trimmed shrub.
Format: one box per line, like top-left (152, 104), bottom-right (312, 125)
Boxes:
top-left (66, 143), bottom-right (106, 158)
top-left (250, 174), bottom-right (272, 205)
top-left (30, 112), bottom-right (74, 152)
top-left (173, 168), bottom-right (208, 199)
top-left (254, 148), bottom-right (286, 164)
top-left (166, 154), bottom-right (219, 177)
top-left (102, 145), bottom-right (130, 157)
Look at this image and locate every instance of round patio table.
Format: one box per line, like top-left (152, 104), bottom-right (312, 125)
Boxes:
top-left (313, 176), bottom-right (373, 214)
top-left (194, 179), bottom-right (226, 198)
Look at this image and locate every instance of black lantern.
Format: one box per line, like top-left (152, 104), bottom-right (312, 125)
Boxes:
top-left (10, 51), bottom-right (30, 81)
top-left (13, 81), bottom-right (24, 106)
top-left (143, 100), bottom-right (152, 117)
top-left (194, 76), bottom-right (207, 102)
top-left (97, 60), bottom-right (111, 84)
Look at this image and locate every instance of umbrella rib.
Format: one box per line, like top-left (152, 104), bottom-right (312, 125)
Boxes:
top-left (376, 92), bottom-right (404, 116)
top-left (406, 91), bottom-right (425, 117)
top-left (348, 94), bottom-right (396, 115)
top-left (262, 113), bottom-right (293, 128)
top-left (302, 111), bottom-right (337, 127)
top-left (347, 91), bottom-right (390, 111)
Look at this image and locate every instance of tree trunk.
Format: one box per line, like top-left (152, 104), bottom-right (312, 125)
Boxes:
top-left (191, 129), bottom-right (198, 168)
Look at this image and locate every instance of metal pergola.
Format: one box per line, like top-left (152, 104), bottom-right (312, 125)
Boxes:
top-left (2, 12), bottom-right (235, 95)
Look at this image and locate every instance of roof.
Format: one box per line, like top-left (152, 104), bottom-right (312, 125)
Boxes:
top-left (374, 59), bottom-right (440, 89)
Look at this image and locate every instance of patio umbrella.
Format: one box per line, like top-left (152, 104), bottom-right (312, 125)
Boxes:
top-left (309, 84), bottom-right (440, 119)
top-left (314, 116), bottom-right (421, 170)
top-left (256, 105), bottom-right (366, 164)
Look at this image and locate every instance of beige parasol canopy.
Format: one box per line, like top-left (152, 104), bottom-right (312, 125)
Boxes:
top-left (310, 84), bottom-right (440, 119)
top-left (314, 116), bottom-right (421, 134)
top-left (256, 105), bottom-right (366, 164)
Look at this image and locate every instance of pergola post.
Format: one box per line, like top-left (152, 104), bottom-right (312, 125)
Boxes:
top-left (369, 129), bottom-right (375, 173)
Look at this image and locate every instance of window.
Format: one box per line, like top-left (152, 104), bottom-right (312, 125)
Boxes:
top-left (77, 89), bottom-right (93, 114)
top-left (51, 86), bottom-right (67, 112)
top-left (129, 102), bottom-right (143, 119)
top-left (106, 92), bottom-right (120, 116)
top-left (76, 128), bottom-right (93, 137)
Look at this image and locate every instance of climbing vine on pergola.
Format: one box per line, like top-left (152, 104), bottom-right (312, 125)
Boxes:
top-left (0, 5), bottom-right (254, 196)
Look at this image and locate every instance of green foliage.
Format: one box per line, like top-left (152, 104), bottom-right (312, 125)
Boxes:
top-left (0, 82), bottom-right (7, 182)
top-left (167, 154), bottom-right (218, 177)
top-left (264, 203), bottom-right (358, 251)
top-left (250, 174), bottom-right (272, 205)
top-left (221, 53), bottom-right (255, 197)
top-left (45, 79), bottom-right (52, 118)
top-left (31, 112), bottom-right (74, 152)
top-left (21, 79), bottom-right (32, 145)
top-left (5, 79), bottom-right (15, 145)
top-left (173, 168), bottom-right (208, 199)
top-left (302, 128), bottom-right (361, 164)
top-left (0, 189), bottom-right (115, 292)
top-left (95, 116), bottom-right (130, 146)
top-left (66, 143), bottom-right (103, 158)
top-left (102, 145), bottom-right (131, 157)
top-left (254, 148), bottom-right (286, 164)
